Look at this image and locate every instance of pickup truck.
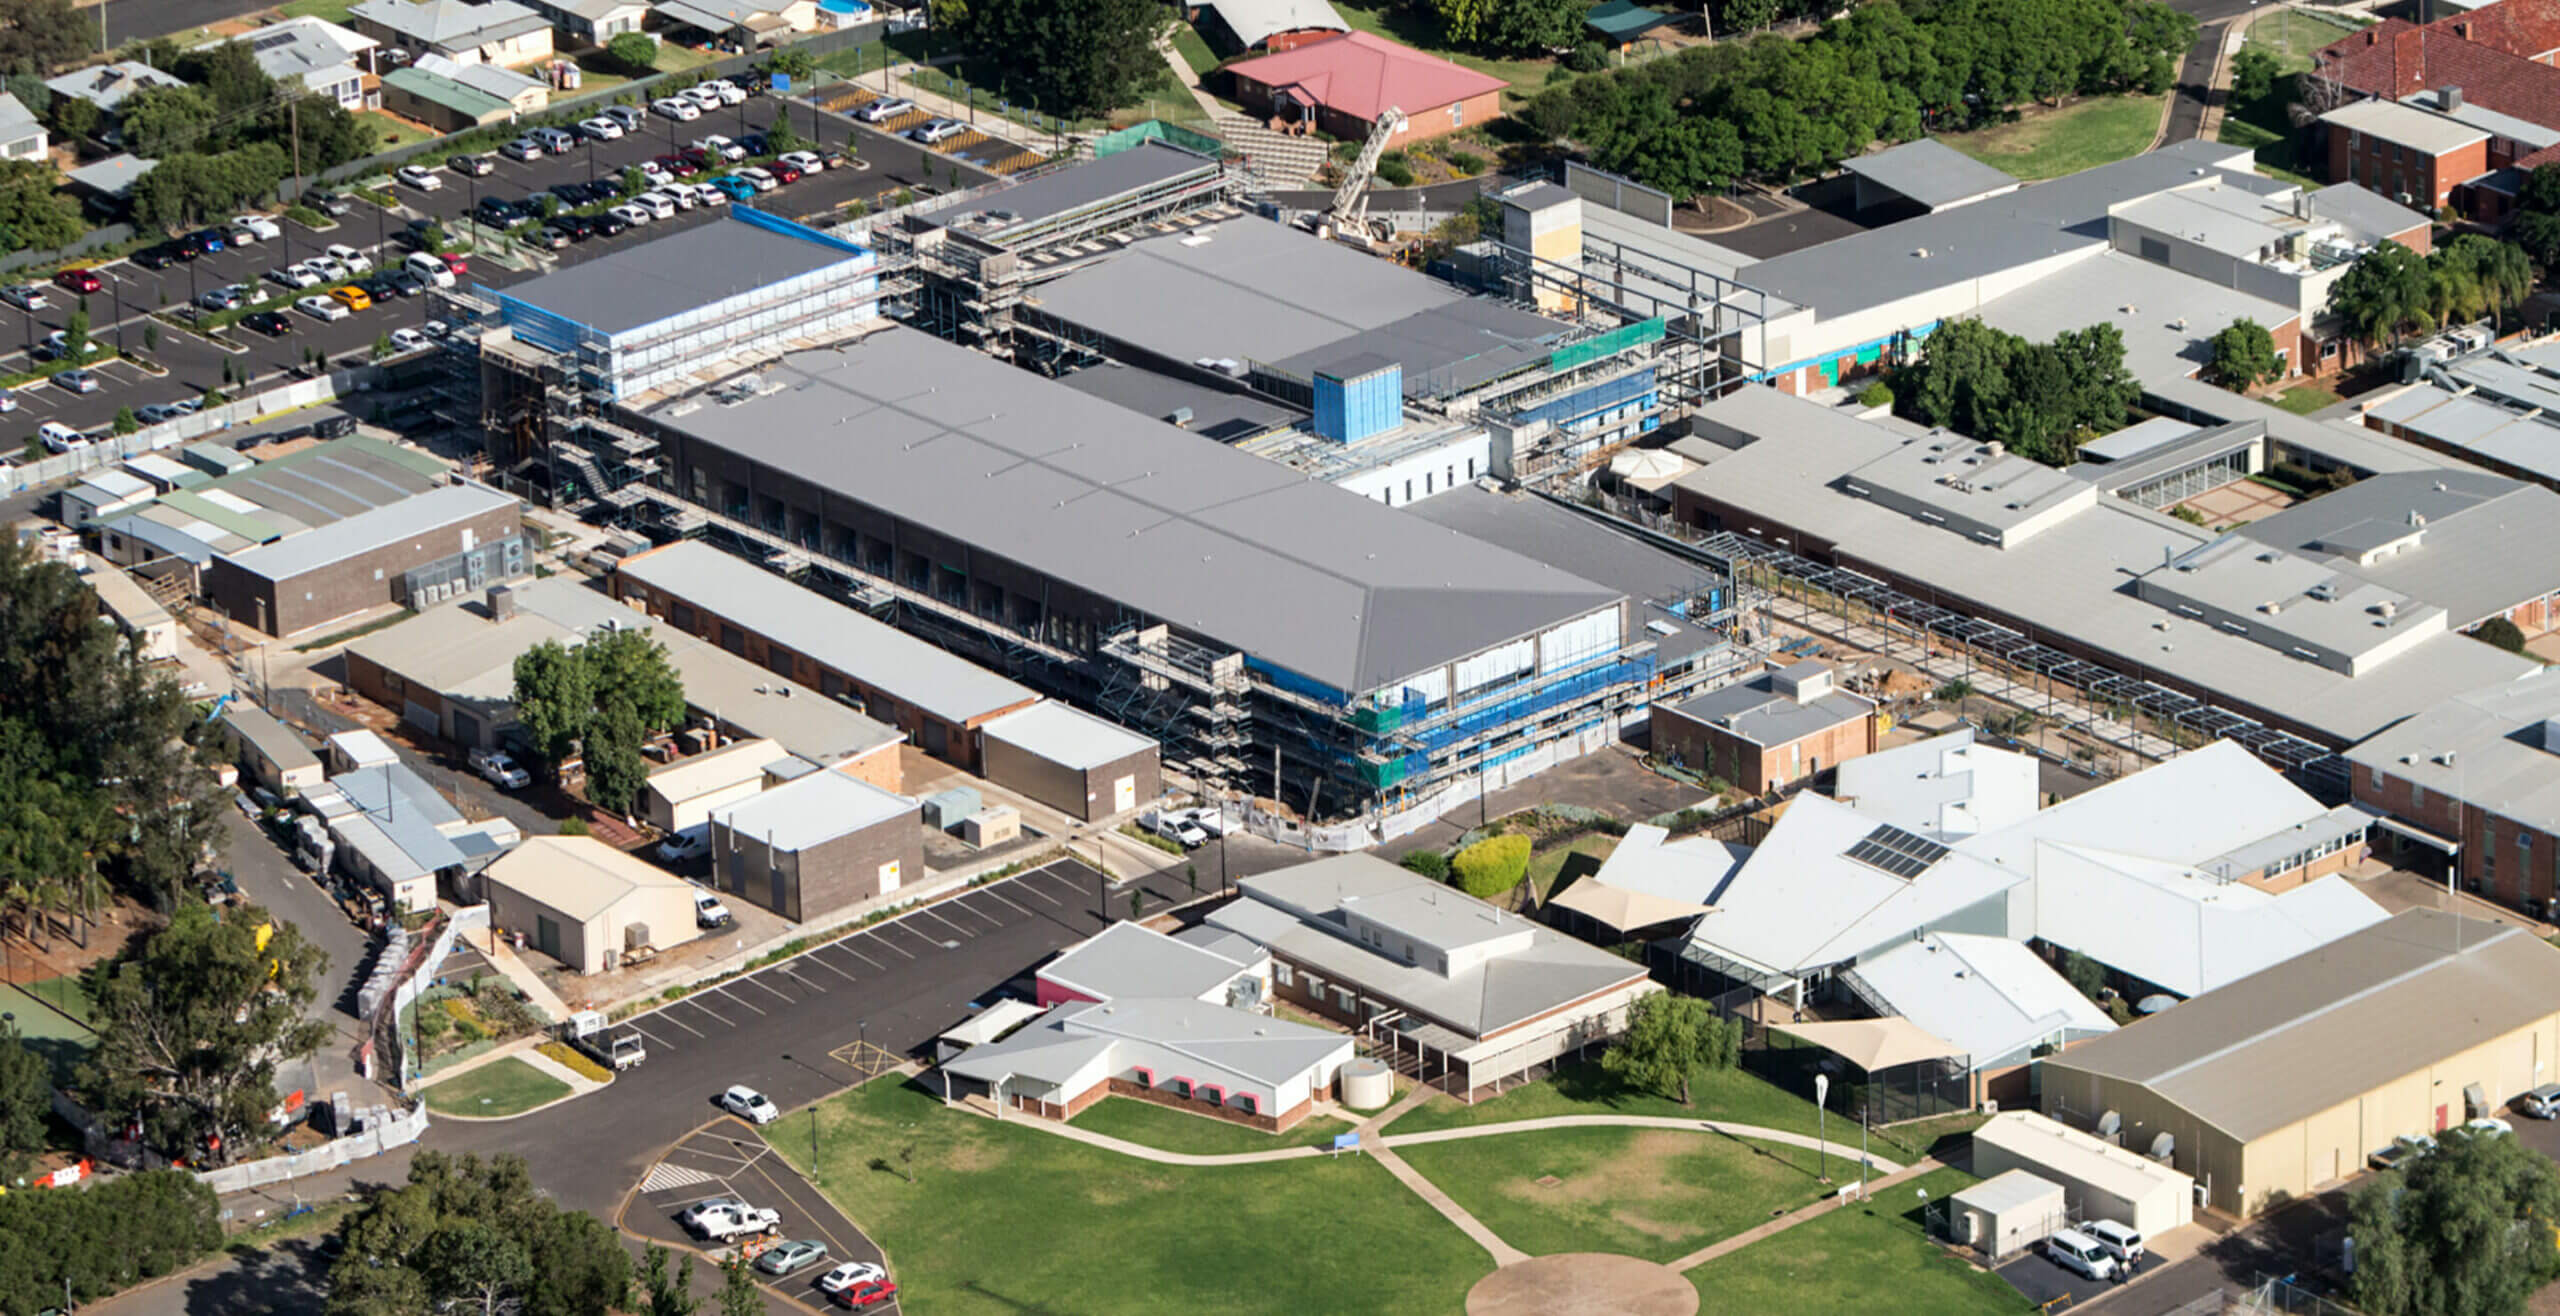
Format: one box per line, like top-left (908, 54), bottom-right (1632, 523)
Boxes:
top-left (690, 1203), bottom-right (781, 1242)
top-left (1140, 810), bottom-right (1206, 849)
top-left (560, 1009), bottom-right (647, 1070)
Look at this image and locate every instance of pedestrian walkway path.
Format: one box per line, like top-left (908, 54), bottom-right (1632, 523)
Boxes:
top-left (516, 1041), bottom-right (609, 1096)
top-left (1373, 1139), bottom-right (1530, 1267)
top-left (476, 927), bottom-right (574, 1022)
top-left (1667, 1155), bottom-right (1944, 1271)
top-left (1378, 1114), bottom-right (1906, 1174)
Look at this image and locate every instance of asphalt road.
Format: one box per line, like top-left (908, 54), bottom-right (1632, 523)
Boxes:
top-left (2162, 20), bottom-right (2226, 146)
top-left (5, 90), bottom-right (990, 457)
top-left (102, 0), bottom-right (263, 41)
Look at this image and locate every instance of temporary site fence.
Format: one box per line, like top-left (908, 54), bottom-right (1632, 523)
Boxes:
top-left (3, 367), bottom-right (371, 493)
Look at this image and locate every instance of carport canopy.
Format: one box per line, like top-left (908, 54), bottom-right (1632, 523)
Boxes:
top-left (1770, 1016), bottom-right (1963, 1072)
top-left (2372, 812), bottom-right (2461, 855)
top-left (1546, 878), bottom-right (1711, 938)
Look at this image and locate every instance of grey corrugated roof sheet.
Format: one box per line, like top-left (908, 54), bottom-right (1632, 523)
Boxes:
top-left (1041, 921), bottom-right (1251, 1003)
top-left (1054, 361), bottom-right (1305, 443)
top-left (2041, 909), bottom-right (2560, 1143)
top-left (941, 996), bottom-right (1348, 1090)
top-left (352, 0), bottom-right (548, 45)
top-left (2345, 666), bottom-right (2560, 836)
top-left (224, 701), bottom-right (320, 774)
top-left (980, 702), bottom-right (1154, 771)
top-left (1840, 138), bottom-right (2018, 209)
top-left (219, 483), bottom-right (514, 583)
top-left (646, 330), bottom-right (1622, 695)
top-left (1665, 668), bottom-right (1871, 748)
top-left (941, 143), bottom-right (1220, 237)
top-left (1201, 0), bottom-right (1347, 47)
top-left (614, 540), bottom-right (1037, 725)
top-left (2233, 469), bottom-right (2560, 628)
top-left (710, 768), bottom-right (912, 851)
top-left (495, 215), bottom-right (869, 337)
top-left (1268, 299), bottom-right (1567, 398)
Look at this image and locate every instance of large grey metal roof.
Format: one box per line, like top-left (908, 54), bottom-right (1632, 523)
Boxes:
top-left (494, 215), bottom-right (868, 337)
top-left (648, 331), bottom-right (1622, 695)
top-left (1054, 361), bottom-right (1304, 443)
top-left (1267, 299), bottom-right (1567, 397)
top-left (2041, 910), bottom-right (2560, 1143)
top-left (1200, 0), bottom-right (1347, 47)
top-left (1026, 217), bottom-right (1477, 369)
top-left (614, 540), bottom-right (1038, 724)
top-left (2234, 469), bottom-right (2560, 628)
top-left (2345, 666), bottom-right (2560, 837)
top-left (219, 483), bottom-right (514, 583)
top-left (1839, 138), bottom-right (2019, 210)
top-left (1664, 669), bottom-right (1872, 749)
top-left (1040, 921), bottom-right (1253, 1003)
top-left (936, 143), bottom-right (1221, 237)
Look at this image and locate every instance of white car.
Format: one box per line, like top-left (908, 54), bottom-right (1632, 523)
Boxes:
top-left (579, 115), bottom-right (624, 140)
top-left (694, 891), bottom-right (731, 929)
top-left (677, 1198), bottom-right (746, 1232)
top-left (325, 244), bottom-right (373, 275)
top-left (389, 327), bottom-right (430, 353)
top-left (692, 134), bottom-right (746, 161)
top-left (651, 96), bottom-right (701, 122)
top-left (469, 747), bottom-right (530, 789)
top-left (778, 150), bottom-right (824, 175)
top-left (719, 1085), bottom-right (779, 1124)
top-left (704, 78), bottom-right (746, 105)
top-left (688, 182), bottom-right (729, 207)
top-left (1182, 807), bottom-right (1233, 839)
top-left (657, 826), bottom-right (710, 862)
top-left (296, 294), bottom-right (349, 321)
top-left (0, 283), bottom-right (45, 310)
top-left (233, 213), bottom-right (282, 241)
top-left (395, 164), bottom-right (443, 191)
top-left (636, 161), bottom-right (674, 187)
top-left (226, 220), bottom-right (261, 246)
top-left (817, 1262), bottom-right (885, 1297)
top-left (1142, 810), bottom-right (1206, 849)
top-left (267, 264), bottom-right (321, 289)
top-left (608, 203), bottom-right (652, 228)
top-left (304, 256), bottom-right (347, 281)
top-left (735, 167), bottom-right (776, 192)
top-left (37, 421), bottom-right (84, 452)
top-left (2466, 1117), bottom-right (2516, 1139)
top-left (682, 84), bottom-right (724, 110)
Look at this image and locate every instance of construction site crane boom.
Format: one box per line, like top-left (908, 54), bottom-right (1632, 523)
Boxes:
top-left (1327, 107), bottom-right (1407, 230)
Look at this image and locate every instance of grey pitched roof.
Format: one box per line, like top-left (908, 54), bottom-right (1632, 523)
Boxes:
top-left (645, 329), bottom-right (1622, 695)
top-left (1040, 921), bottom-right (1251, 1002)
top-left (2042, 910), bottom-right (2560, 1142)
top-left (941, 996), bottom-right (1348, 1090)
top-left (352, 0), bottom-right (548, 45)
top-left (2232, 469), bottom-right (2560, 628)
top-left (1201, 0), bottom-right (1347, 47)
top-left (1664, 669), bottom-right (1872, 748)
top-left (493, 215), bottom-right (870, 337)
top-left (1055, 360), bottom-right (1304, 444)
top-left (0, 92), bottom-right (41, 144)
top-left (1839, 138), bottom-right (2019, 209)
top-left (2344, 666), bottom-right (2560, 836)
top-left (934, 142), bottom-right (1222, 239)
top-left (219, 483), bottom-right (515, 583)
top-left (614, 540), bottom-right (1038, 724)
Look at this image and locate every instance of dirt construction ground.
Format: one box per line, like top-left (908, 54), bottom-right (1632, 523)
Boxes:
top-left (1466, 1254), bottom-right (1699, 1316)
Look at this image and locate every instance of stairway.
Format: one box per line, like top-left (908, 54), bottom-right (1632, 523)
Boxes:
top-left (1203, 109), bottom-right (1332, 189)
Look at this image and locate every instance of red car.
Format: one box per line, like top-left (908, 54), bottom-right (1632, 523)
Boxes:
top-left (836, 1280), bottom-right (897, 1309)
top-left (678, 146), bottom-right (715, 169)
top-left (55, 268), bottom-right (101, 294)
top-left (652, 153), bottom-right (699, 177)
top-left (772, 163), bottom-right (802, 184)
top-left (440, 252), bottom-right (469, 276)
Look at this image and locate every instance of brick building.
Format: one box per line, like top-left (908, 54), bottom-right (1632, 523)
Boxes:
top-left (2345, 667), bottom-right (2560, 917)
top-left (203, 483), bottom-right (524, 638)
top-left (1649, 660), bottom-right (1877, 793)
top-left (2312, 9), bottom-right (2560, 219)
top-left (2321, 98), bottom-right (2490, 211)
top-left (708, 766), bottom-right (920, 922)
top-left (1225, 31), bottom-right (1506, 148)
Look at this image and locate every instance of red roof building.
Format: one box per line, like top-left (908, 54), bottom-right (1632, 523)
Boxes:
top-left (2430, 0), bottom-right (2560, 65)
top-left (1225, 31), bottom-right (1507, 148)
top-left (2311, 10), bottom-right (2560, 220)
top-left (2314, 13), bottom-right (2560, 130)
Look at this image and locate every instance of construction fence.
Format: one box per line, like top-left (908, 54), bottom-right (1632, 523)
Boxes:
top-left (2, 370), bottom-right (368, 494)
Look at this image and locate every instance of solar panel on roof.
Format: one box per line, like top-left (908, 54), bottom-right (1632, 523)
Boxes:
top-left (251, 29), bottom-right (299, 50)
top-left (1844, 823), bottom-right (1948, 879)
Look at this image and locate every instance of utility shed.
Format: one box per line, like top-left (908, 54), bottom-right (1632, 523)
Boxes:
top-left (708, 768), bottom-right (920, 921)
top-left (1972, 1110), bottom-right (2194, 1238)
top-left (226, 701), bottom-right (324, 795)
top-left (2037, 908), bottom-right (2560, 1216)
top-left (1950, 1170), bottom-right (2067, 1260)
top-left (978, 702), bottom-right (1160, 821)
top-left (641, 737), bottom-right (794, 835)
top-left (1840, 138), bottom-right (2022, 216)
top-left (484, 836), bottom-right (704, 974)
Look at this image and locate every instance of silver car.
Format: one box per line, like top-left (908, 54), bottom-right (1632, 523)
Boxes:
top-left (2523, 1083), bottom-right (2560, 1119)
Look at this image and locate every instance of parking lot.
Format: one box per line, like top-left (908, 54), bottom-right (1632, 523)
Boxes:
top-left (5, 83), bottom-right (1005, 451)
top-left (628, 1121), bottom-right (896, 1313)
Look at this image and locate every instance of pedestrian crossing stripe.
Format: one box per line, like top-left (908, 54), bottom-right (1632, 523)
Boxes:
top-left (639, 1161), bottom-right (718, 1194)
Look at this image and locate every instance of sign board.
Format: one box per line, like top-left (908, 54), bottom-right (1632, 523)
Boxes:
top-left (1332, 1132), bottom-right (1362, 1154)
top-left (772, 73), bottom-right (792, 91)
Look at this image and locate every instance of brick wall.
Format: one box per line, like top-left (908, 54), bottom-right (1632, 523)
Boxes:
top-left (1105, 1078), bottom-right (1314, 1132)
top-left (205, 501), bottom-right (520, 638)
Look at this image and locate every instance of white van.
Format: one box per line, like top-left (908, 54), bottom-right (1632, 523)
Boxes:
top-left (2083, 1220), bottom-right (2144, 1270)
top-left (37, 421), bottom-right (84, 453)
top-left (2045, 1229), bottom-right (2119, 1283)
top-left (403, 251), bottom-right (456, 288)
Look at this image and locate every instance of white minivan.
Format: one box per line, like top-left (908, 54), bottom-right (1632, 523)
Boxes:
top-left (2045, 1229), bottom-right (2119, 1283)
top-left (404, 251), bottom-right (457, 288)
top-left (2082, 1220), bottom-right (2144, 1271)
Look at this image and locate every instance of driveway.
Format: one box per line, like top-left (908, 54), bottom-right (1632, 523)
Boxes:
top-left (627, 1120), bottom-right (897, 1313)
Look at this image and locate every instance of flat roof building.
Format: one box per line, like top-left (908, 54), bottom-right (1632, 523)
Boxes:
top-left (2345, 665), bottom-right (2560, 917)
top-left (303, 761), bottom-right (520, 913)
top-left (708, 767), bottom-right (919, 921)
top-left (1840, 138), bottom-right (2021, 216)
top-left (1971, 1111), bottom-right (2195, 1239)
top-left (1651, 660), bottom-right (1877, 794)
top-left (483, 836), bottom-right (704, 974)
top-left (976, 701), bottom-right (1160, 822)
top-left (204, 482), bottom-right (525, 637)
top-left (225, 701), bottom-right (325, 796)
top-left (2038, 909), bottom-right (2560, 1214)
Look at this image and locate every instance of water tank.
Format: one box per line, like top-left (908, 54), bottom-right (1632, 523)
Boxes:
top-left (1338, 1057), bottom-right (1393, 1110)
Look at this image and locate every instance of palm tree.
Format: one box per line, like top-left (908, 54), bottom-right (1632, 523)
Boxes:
top-left (61, 867), bottom-right (107, 950)
top-left (2426, 257), bottom-right (2482, 330)
top-left (27, 875), bottom-right (65, 952)
top-left (2474, 240), bottom-right (2533, 333)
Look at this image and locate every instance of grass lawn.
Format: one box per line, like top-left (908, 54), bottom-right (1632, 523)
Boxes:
top-left (278, 0), bottom-right (358, 21)
top-left (2245, 9), bottom-right (2367, 76)
top-left (1171, 24), bottom-right (1222, 79)
top-left (771, 1078), bottom-right (1492, 1315)
top-left (1526, 833), bottom-right (1618, 898)
top-left (419, 1057), bottom-right (571, 1118)
top-left (1067, 1097), bottom-right (1351, 1154)
top-left (1686, 1168), bottom-right (2032, 1314)
top-left (1940, 94), bottom-right (2166, 181)
top-left (1332, 0), bottom-right (1561, 104)
top-left (355, 111), bottom-right (432, 151)
top-left (652, 43), bottom-right (723, 73)
top-left (2273, 382), bottom-right (2343, 415)
top-left (1399, 1125), bottom-right (1829, 1262)
top-left (2218, 72), bottom-right (2318, 188)
top-left (1386, 1062), bottom-right (1944, 1164)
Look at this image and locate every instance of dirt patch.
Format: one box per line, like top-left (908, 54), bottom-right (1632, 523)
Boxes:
top-left (944, 1138), bottom-right (1010, 1175)
top-left (1671, 196), bottom-right (1753, 232)
top-left (1084, 1166), bottom-right (1173, 1207)
top-left (1498, 1131), bottom-right (1701, 1210)
top-left (1466, 1253), bottom-right (1698, 1316)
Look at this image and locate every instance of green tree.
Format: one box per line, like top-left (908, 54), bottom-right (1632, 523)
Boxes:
top-left (84, 902), bottom-right (331, 1162)
top-left (1440, 0), bottom-right (1583, 55)
top-left (1601, 992), bottom-right (1730, 1104)
top-left (0, 1017), bottom-right (50, 1180)
top-left (511, 639), bottom-right (596, 769)
top-left (583, 626), bottom-right (687, 735)
top-left (2520, 162), bottom-right (2560, 216)
top-left (2061, 950), bottom-right (2107, 1002)
top-left (2476, 617), bottom-right (2529, 654)
top-left (2330, 240), bottom-right (2435, 348)
top-left (642, 1243), bottom-right (700, 1316)
top-left (606, 30), bottom-right (658, 75)
top-left (718, 1256), bottom-right (764, 1316)
top-left (2434, 234), bottom-right (2534, 332)
top-left (962, 0), bottom-right (1159, 118)
top-left (2350, 1125), bottom-right (2560, 1316)
top-left (1400, 849), bottom-right (1450, 880)
top-left (61, 305), bottom-right (84, 359)
top-left (1449, 833), bottom-right (1531, 899)
top-left (1128, 888), bottom-right (1145, 920)
top-left (2208, 317), bottom-right (2281, 391)
top-left (2229, 46), bottom-right (2278, 105)
top-left (0, 0), bottom-right (92, 80)
top-left (769, 46), bottom-right (815, 79)
top-left (0, 157), bottom-right (79, 254)
top-left (582, 701), bottom-right (650, 817)
top-left (118, 84), bottom-right (218, 159)
top-left (46, 92), bottom-right (94, 141)
top-left (328, 1151), bottom-right (631, 1316)
top-left (112, 405), bottom-right (137, 434)
top-left (0, 1169), bottom-right (220, 1306)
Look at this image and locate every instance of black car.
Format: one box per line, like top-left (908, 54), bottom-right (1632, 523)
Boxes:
top-left (594, 210), bottom-right (630, 237)
top-left (243, 310), bottom-right (293, 336)
top-left (552, 212), bottom-right (596, 240)
top-left (549, 181), bottom-right (586, 204)
top-left (305, 190), bottom-right (354, 217)
top-left (390, 269), bottom-right (428, 297)
top-left (735, 133), bottom-right (769, 156)
top-left (132, 244), bottom-right (179, 269)
top-left (474, 197), bottom-right (522, 225)
top-left (360, 273), bottom-right (401, 300)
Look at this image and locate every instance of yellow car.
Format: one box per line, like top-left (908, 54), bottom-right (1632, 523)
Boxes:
top-left (330, 285), bottom-right (371, 311)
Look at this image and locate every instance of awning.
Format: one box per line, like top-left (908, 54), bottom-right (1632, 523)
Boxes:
top-left (1769, 1016), bottom-right (1964, 1072)
top-left (1546, 878), bottom-right (1711, 937)
top-left (2370, 811), bottom-right (2461, 856)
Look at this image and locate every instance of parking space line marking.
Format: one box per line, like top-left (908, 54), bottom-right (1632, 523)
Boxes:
top-left (712, 989), bottom-right (769, 1015)
top-left (743, 974), bottom-right (796, 1002)
top-left (914, 906), bottom-right (972, 939)
top-left (838, 943), bottom-right (887, 971)
top-left (869, 930), bottom-right (919, 959)
top-left (650, 1011), bottom-right (706, 1037)
top-left (976, 889), bottom-right (1037, 920)
top-left (678, 1000), bottom-right (735, 1026)
top-left (629, 1022), bottom-right (680, 1050)
top-left (944, 897), bottom-right (1008, 928)
top-left (806, 950), bottom-right (861, 981)
top-left (1011, 876), bottom-right (1063, 905)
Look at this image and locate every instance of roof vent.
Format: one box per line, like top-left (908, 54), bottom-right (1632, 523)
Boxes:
top-left (1913, 247), bottom-right (1929, 259)
top-left (2437, 750), bottom-right (2457, 767)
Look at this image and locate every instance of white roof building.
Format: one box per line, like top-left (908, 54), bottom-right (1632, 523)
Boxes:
top-left (1832, 728), bottom-right (2041, 841)
top-left (1843, 931), bottom-right (2115, 1072)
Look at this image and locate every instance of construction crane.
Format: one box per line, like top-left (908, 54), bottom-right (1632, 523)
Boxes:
top-left (1322, 106), bottom-right (1407, 239)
